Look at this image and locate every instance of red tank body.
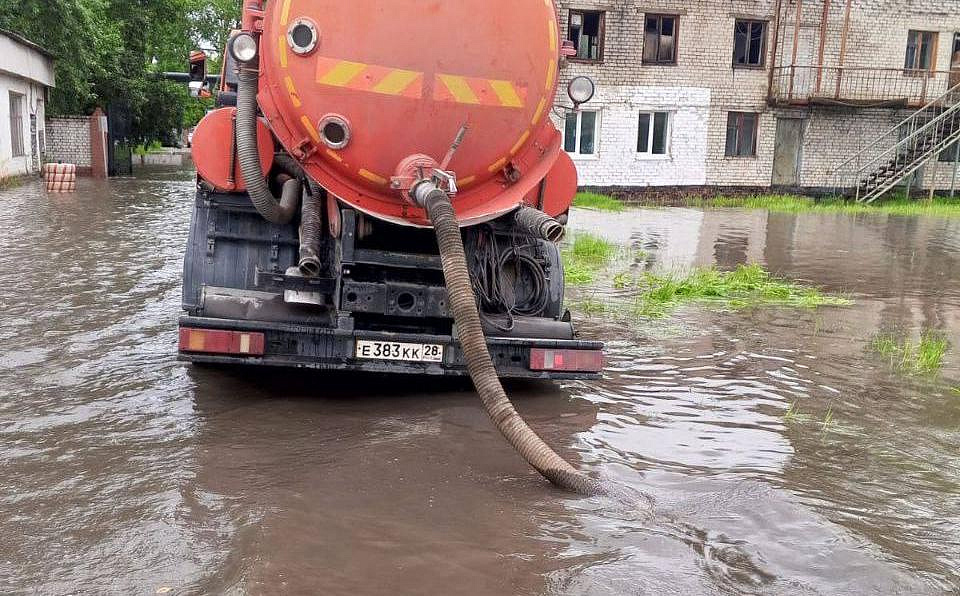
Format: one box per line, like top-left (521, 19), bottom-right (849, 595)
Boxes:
top-left (251, 0), bottom-right (574, 227)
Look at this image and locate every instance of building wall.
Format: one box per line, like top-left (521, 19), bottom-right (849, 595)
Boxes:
top-left (0, 32), bottom-right (54, 181)
top-left (0, 73), bottom-right (47, 179)
top-left (554, 0), bottom-right (960, 193)
top-left (554, 85), bottom-right (711, 187)
top-left (45, 116), bottom-right (93, 171)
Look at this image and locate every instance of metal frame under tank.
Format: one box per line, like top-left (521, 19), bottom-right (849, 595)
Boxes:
top-left (179, 184), bottom-right (603, 379)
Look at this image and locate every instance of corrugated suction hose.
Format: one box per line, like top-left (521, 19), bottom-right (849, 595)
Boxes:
top-left (237, 67), bottom-right (300, 225)
top-left (514, 206), bottom-right (565, 242)
top-left (418, 183), bottom-right (604, 495)
top-left (299, 189), bottom-right (323, 277)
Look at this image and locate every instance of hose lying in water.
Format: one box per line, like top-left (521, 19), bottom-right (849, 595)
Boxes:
top-left (415, 182), bottom-right (604, 496)
top-left (237, 67), bottom-right (299, 225)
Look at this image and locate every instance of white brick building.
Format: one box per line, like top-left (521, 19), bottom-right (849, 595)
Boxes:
top-left (554, 0), bottom-right (960, 195)
top-left (0, 29), bottom-right (54, 181)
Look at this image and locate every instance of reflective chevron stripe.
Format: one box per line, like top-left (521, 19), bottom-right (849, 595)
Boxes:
top-left (315, 57), bottom-right (423, 98)
top-left (434, 74), bottom-right (528, 108)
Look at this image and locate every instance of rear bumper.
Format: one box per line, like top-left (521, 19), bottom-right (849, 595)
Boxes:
top-left (178, 316), bottom-right (604, 380)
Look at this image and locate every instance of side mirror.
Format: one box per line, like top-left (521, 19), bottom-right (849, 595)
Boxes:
top-left (189, 50), bottom-right (207, 83)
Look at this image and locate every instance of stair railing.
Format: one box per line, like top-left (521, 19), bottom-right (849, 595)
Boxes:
top-left (828, 81), bottom-right (960, 201)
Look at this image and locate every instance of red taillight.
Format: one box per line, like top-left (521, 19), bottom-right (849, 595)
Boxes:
top-left (179, 328), bottom-right (266, 356)
top-left (529, 348), bottom-right (604, 373)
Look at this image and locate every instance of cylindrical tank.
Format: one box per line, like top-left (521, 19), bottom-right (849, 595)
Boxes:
top-left (254, 0), bottom-right (573, 227)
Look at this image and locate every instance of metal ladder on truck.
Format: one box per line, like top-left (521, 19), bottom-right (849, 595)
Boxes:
top-left (830, 82), bottom-right (960, 203)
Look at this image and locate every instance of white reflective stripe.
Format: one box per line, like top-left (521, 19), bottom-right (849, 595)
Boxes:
top-left (239, 334), bottom-right (251, 354)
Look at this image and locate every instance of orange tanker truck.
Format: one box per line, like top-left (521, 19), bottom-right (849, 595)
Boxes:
top-left (177, 1), bottom-right (607, 493)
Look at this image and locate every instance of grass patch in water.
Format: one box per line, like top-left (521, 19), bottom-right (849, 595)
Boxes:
top-left (689, 194), bottom-right (960, 218)
top-left (616, 264), bottom-right (851, 318)
top-left (561, 233), bottom-right (617, 286)
top-left (783, 402), bottom-right (813, 425)
top-left (870, 330), bottom-right (949, 374)
top-left (573, 192), bottom-right (626, 212)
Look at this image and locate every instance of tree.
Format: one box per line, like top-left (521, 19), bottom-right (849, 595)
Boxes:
top-left (0, 0), bottom-right (240, 140)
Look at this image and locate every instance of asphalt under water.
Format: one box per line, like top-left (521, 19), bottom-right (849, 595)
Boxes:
top-left (1, 171), bottom-right (958, 595)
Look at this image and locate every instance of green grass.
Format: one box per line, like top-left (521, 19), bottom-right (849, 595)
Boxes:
top-left (688, 194), bottom-right (960, 218)
top-left (783, 402), bottom-right (813, 425)
top-left (573, 192), bottom-right (626, 212)
top-left (134, 140), bottom-right (165, 156)
top-left (561, 233), bottom-right (617, 286)
top-left (0, 174), bottom-right (29, 190)
top-left (870, 330), bottom-right (949, 374)
top-left (617, 264), bottom-right (851, 318)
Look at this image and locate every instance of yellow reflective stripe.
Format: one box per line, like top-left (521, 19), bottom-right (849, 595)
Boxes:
top-left (457, 175), bottom-right (477, 187)
top-left (372, 69), bottom-right (420, 96)
top-left (300, 116), bottom-right (320, 143)
top-left (489, 80), bottom-right (524, 108)
top-left (488, 157), bottom-right (508, 173)
top-left (439, 74), bottom-right (479, 104)
top-left (532, 97), bottom-right (547, 125)
top-left (284, 76), bottom-right (301, 107)
top-left (359, 169), bottom-right (388, 186)
top-left (510, 130), bottom-right (531, 155)
top-left (326, 149), bottom-right (343, 162)
top-left (548, 20), bottom-right (558, 53)
top-left (319, 60), bottom-right (366, 87)
top-left (545, 59), bottom-right (556, 91)
top-left (279, 36), bottom-right (288, 69)
top-left (280, 0), bottom-right (292, 26)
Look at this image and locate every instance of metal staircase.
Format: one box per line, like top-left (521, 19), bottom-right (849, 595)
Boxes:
top-left (830, 82), bottom-right (960, 203)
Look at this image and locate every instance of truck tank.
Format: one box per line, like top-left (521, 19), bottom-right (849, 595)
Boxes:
top-left (181, 1), bottom-right (607, 495)
top-left (255, 0), bottom-right (576, 227)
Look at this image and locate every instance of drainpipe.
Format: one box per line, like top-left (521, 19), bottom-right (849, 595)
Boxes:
top-left (788, 0), bottom-right (803, 101)
top-left (768, 0), bottom-right (784, 104)
top-left (836, 0), bottom-right (853, 100)
top-left (815, 0), bottom-right (832, 96)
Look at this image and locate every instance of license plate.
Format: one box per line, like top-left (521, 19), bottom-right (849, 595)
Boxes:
top-left (355, 340), bottom-right (444, 363)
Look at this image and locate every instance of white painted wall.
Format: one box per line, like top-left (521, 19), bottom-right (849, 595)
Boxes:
top-left (554, 85), bottom-right (711, 188)
top-left (0, 32), bottom-right (54, 179)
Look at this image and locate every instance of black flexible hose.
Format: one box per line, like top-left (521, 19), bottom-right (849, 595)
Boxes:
top-left (420, 184), bottom-right (604, 496)
top-left (237, 68), bottom-right (299, 225)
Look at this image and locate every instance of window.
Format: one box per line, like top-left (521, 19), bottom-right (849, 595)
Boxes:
top-left (643, 14), bottom-right (678, 64)
top-left (568, 10), bottom-right (604, 62)
top-left (725, 112), bottom-right (759, 157)
top-left (940, 139), bottom-right (959, 163)
top-left (9, 92), bottom-right (24, 158)
top-left (638, 112), bottom-right (670, 155)
top-left (734, 20), bottom-right (768, 67)
top-left (905, 30), bottom-right (938, 72)
top-left (564, 110), bottom-right (599, 155)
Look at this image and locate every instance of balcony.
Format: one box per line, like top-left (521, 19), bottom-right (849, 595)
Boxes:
top-left (770, 66), bottom-right (958, 108)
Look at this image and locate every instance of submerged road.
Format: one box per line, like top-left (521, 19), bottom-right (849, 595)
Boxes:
top-left (1, 170), bottom-right (959, 594)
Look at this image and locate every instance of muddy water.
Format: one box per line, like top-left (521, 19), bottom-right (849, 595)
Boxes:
top-left (1, 172), bottom-right (958, 595)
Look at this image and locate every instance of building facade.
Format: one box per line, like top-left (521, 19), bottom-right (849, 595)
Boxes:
top-left (554, 0), bottom-right (960, 195)
top-left (0, 30), bottom-right (54, 181)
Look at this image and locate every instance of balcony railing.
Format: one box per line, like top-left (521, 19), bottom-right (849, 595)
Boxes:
top-left (770, 66), bottom-right (958, 108)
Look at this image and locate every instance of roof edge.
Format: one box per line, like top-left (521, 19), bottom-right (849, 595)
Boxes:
top-left (0, 28), bottom-right (54, 59)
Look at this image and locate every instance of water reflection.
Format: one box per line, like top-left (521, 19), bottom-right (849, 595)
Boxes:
top-left (0, 176), bottom-right (957, 593)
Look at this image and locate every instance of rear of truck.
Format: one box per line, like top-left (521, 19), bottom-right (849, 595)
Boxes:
top-left (178, 186), bottom-right (603, 379)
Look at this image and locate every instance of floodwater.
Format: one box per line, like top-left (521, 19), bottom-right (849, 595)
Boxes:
top-left (1, 170), bottom-right (958, 595)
